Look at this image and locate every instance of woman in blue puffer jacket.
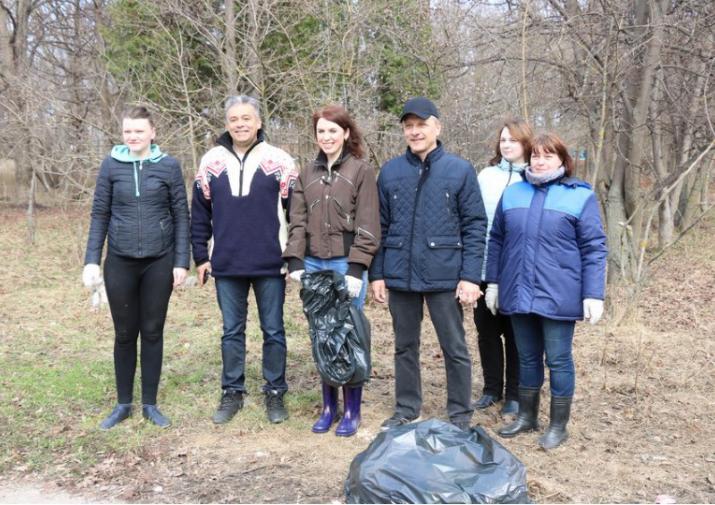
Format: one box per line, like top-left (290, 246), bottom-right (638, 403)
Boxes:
top-left (485, 132), bottom-right (607, 449)
top-left (83, 106), bottom-right (190, 430)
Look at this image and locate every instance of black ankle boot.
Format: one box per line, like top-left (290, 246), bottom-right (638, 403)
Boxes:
top-left (538, 396), bottom-right (572, 449)
top-left (498, 387), bottom-right (540, 438)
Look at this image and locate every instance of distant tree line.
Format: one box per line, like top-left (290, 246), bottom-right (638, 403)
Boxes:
top-left (1, 0), bottom-right (713, 285)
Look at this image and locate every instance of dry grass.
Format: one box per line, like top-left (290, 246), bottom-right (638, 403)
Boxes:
top-left (0, 204), bottom-right (714, 503)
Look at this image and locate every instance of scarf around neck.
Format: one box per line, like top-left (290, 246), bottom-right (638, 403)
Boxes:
top-left (525, 165), bottom-right (565, 186)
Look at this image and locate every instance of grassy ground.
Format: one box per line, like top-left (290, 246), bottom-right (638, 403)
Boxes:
top-left (0, 204), bottom-right (714, 503)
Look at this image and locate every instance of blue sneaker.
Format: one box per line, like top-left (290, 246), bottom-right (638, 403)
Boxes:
top-left (99, 404), bottom-right (132, 430)
top-left (142, 404), bottom-right (171, 428)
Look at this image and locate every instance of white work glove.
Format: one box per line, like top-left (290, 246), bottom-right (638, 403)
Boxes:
top-left (289, 269), bottom-right (304, 282)
top-left (583, 298), bottom-right (604, 325)
top-left (346, 275), bottom-right (363, 298)
top-left (82, 264), bottom-right (101, 288)
top-left (485, 283), bottom-right (499, 316)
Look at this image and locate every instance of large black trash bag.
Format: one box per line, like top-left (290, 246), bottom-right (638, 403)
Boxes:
top-left (300, 270), bottom-right (371, 387)
top-left (344, 419), bottom-right (530, 504)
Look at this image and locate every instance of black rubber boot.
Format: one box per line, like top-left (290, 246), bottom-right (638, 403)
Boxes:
top-left (498, 387), bottom-right (540, 438)
top-left (538, 396), bottom-right (572, 450)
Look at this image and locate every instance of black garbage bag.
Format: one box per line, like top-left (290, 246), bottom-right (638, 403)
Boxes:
top-left (300, 270), bottom-right (371, 387)
top-left (344, 419), bottom-right (530, 504)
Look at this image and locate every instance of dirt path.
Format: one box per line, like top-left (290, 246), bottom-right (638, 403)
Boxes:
top-left (0, 478), bottom-right (118, 503)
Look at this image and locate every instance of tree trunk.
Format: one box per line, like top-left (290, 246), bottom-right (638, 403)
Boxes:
top-left (223, 0), bottom-right (238, 95)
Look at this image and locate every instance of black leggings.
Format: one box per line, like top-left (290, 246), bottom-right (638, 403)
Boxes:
top-left (104, 252), bottom-right (173, 405)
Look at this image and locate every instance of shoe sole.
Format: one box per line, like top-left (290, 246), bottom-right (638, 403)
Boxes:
top-left (143, 417), bottom-right (171, 428)
top-left (497, 426), bottom-right (538, 438)
top-left (539, 431), bottom-right (569, 450)
top-left (99, 414), bottom-right (132, 431)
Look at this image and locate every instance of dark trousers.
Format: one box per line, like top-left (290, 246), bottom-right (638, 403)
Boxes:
top-left (388, 290), bottom-right (473, 421)
top-left (473, 283), bottom-right (519, 401)
top-left (214, 276), bottom-right (288, 393)
top-left (104, 252), bottom-right (173, 405)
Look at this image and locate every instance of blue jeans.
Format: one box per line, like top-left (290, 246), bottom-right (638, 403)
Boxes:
top-left (303, 256), bottom-right (368, 309)
top-left (215, 276), bottom-right (287, 393)
top-left (510, 314), bottom-right (575, 397)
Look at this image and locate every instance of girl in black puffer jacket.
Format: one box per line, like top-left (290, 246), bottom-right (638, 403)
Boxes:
top-left (83, 106), bottom-right (190, 430)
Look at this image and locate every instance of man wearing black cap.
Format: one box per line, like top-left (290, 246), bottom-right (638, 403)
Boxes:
top-left (369, 97), bottom-right (487, 431)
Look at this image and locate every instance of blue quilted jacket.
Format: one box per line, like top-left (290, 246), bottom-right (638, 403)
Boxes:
top-left (486, 177), bottom-right (607, 320)
top-left (369, 143), bottom-right (487, 292)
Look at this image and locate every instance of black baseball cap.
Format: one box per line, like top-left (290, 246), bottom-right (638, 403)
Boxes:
top-left (400, 97), bottom-right (440, 121)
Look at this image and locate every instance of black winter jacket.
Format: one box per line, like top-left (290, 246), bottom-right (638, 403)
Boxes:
top-left (85, 145), bottom-right (190, 268)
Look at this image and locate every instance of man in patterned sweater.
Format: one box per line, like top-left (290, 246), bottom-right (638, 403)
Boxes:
top-left (191, 95), bottom-right (298, 425)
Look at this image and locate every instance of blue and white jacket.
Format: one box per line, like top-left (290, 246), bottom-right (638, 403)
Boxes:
top-left (486, 177), bottom-right (607, 320)
top-left (478, 159), bottom-right (526, 281)
top-left (190, 130), bottom-right (298, 277)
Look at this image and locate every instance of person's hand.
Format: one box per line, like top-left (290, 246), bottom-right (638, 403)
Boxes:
top-left (456, 280), bottom-right (481, 306)
top-left (371, 280), bottom-right (387, 304)
top-left (82, 264), bottom-right (101, 288)
top-left (346, 276), bottom-right (363, 298)
top-left (173, 267), bottom-right (188, 288)
top-left (197, 262), bottom-right (211, 287)
top-left (289, 269), bottom-right (304, 282)
top-left (485, 283), bottom-right (499, 316)
top-left (583, 298), bottom-right (604, 325)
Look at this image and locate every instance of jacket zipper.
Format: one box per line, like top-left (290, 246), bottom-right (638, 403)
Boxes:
top-left (133, 160), bottom-right (144, 255)
top-left (527, 186), bottom-right (547, 311)
top-left (407, 160), bottom-right (429, 291)
top-left (232, 141), bottom-right (260, 197)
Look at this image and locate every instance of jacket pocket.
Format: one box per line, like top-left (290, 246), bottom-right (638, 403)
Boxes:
top-left (108, 221), bottom-right (131, 256)
top-left (332, 197), bottom-right (354, 232)
top-left (159, 216), bottom-right (174, 250)
top-left (383, 235), bottom-right (407, 280)
top-left (423, 236), bottom-right (462, 281)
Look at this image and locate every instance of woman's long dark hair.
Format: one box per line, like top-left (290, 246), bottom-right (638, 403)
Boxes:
top-left (312, 105), bottom-right (365, 159)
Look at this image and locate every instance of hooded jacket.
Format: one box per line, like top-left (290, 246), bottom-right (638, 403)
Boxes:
top-left (486, 176), bottom-right (608, 320)
top-left (84, 144), bottom-right (190, 268)
top-left (283, 150), bottom-right (380, 278)
top-left (369, 142), bottom-right (487, 292)
top-left (191, 130), bottom-right (298, 277)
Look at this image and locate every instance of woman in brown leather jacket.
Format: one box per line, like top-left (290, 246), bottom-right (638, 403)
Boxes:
top-left (284, 104), bottom-right (380, 437)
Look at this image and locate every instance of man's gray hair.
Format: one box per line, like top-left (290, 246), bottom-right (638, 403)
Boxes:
top-left (224, 95), bottom-right (261, 121)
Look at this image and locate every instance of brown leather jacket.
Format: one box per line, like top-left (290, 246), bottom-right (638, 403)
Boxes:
top-left (284, 151), bottom-right (380, 276)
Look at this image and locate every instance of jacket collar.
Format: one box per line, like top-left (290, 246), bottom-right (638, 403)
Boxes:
top-left (559, 176), bottom-right (591, 189)
top-left (405, 140), bottom-right (445, 167)
top-left (314, 148), bottom-right (351, 170)
top-left (497, 158), bottom-right (526, 173)
top-left (110, 144), bottom-right (166, 163)
top-left (216, 129), bottom-right (266, 158)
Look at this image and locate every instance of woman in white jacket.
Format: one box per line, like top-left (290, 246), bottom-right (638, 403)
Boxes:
top-left (472, 118), bottom-right (533, 416)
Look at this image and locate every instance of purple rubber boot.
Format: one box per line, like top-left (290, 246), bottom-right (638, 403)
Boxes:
top-left (335, 386), bottom-right (362, 437)
top-left (312, 382), bottom-right (339, 433)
